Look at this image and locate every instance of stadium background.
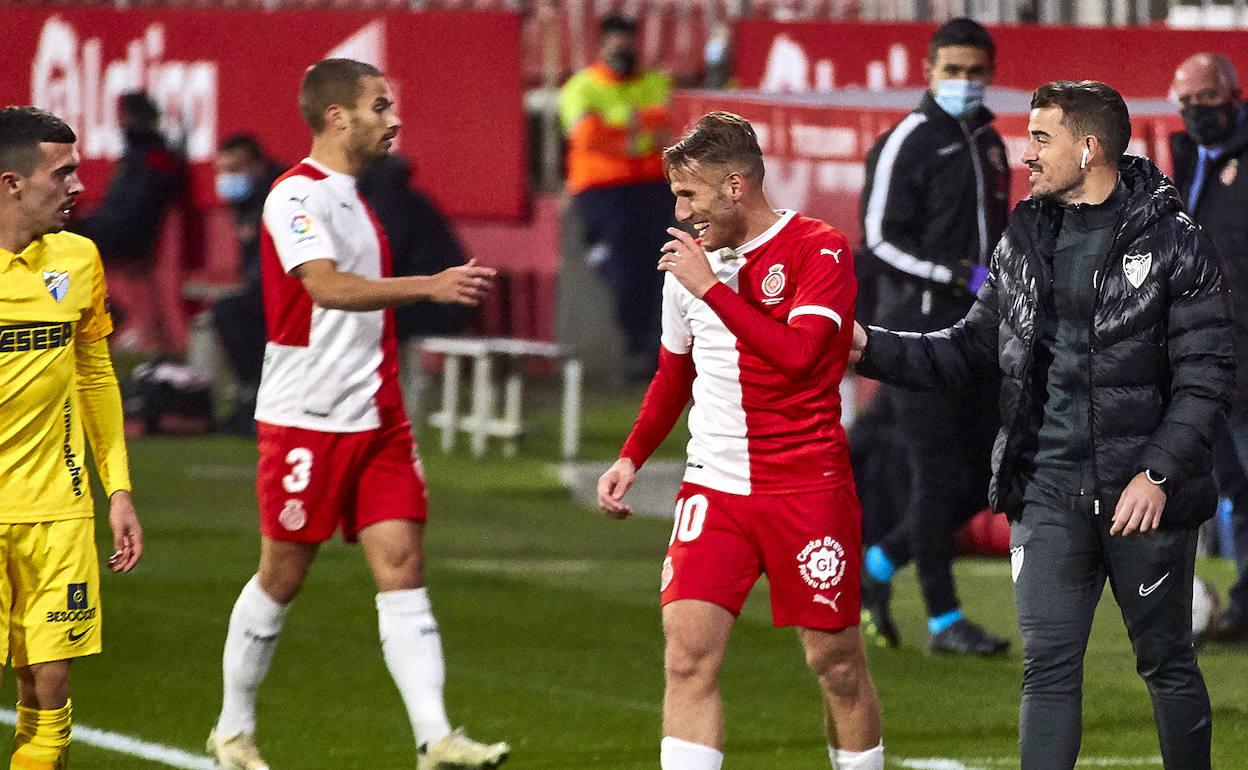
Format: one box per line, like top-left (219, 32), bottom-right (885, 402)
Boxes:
top-left (1, 1), bottom-right (1246, 767)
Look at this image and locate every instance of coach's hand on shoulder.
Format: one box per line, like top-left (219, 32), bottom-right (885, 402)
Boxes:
top-left (106, 490), bottom-right (144, 573)
top-left (597, 458), bottom-right (637, 519)
top-left (429, 259), bottom-right (497, 306)
top-left (849, 322), bottom-right (868, 366)
top-left (1110, 472), bottom-right (1166, 537)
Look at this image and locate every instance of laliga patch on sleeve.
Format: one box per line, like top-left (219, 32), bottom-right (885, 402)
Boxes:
top-left (289, 211), bottom-right (320, 244)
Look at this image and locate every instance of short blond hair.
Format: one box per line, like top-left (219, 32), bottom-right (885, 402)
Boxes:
top-left (663, 111), bottom-right (764, 182)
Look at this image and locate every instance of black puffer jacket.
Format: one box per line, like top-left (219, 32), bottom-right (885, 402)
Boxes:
top-left (859, 156), bottom-right (1234, 527)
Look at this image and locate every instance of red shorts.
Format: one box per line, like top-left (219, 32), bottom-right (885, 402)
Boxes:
top-left (660, 482), bottom-right (862, 630)
top-left (256, 420), bottom-right (428, 543)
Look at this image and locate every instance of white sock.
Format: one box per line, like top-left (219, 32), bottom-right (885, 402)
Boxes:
top-left (660, 736), bottom-right (723, 770)
top-left (829, 742), bottom-right (884, 770)
top-left (217, 575), bottom-right (289, 737)
top-left (377, 588), bottom-right (452, 747)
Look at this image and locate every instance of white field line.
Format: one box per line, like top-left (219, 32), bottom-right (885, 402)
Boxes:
top-left (899, 758), bottom-right (1162, 769)
top-left (0, 707), bottom-right (1164, 769)
top-left (0, 709), bottom-right (215, 770)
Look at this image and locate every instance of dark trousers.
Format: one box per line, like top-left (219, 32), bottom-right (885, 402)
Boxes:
top-left (572, 181), bottom-right (672, 359)
top-left (1012, 490), bottom-right (1211, 770)
top-left (875, 380), bottom-right (998, 616)
top-left (211, 284), bottom-right (266, 396)
top-left (1212, 414), bottom-right (1248, 620)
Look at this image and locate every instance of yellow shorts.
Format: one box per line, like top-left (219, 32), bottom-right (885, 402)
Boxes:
top-left (0, 518), bottom-right (102, 668)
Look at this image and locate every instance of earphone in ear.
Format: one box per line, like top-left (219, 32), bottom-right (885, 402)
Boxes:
top-left (1080, 146), bottom-right (1090, 170)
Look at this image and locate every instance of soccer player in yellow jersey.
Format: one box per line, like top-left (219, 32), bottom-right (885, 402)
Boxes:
top-left (0, 106), bottom-right (143, 769)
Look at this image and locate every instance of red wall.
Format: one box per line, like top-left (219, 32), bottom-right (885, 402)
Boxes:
top-left (1, 8), bottom-right (528, 220)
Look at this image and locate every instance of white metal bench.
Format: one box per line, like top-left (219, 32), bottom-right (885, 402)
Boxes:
top-left (420, 337), bottom-right (582, 459)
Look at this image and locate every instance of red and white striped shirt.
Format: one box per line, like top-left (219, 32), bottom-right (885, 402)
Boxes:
top-left (621, 210), bottom-right (857, 495)
top-left (255, 158), bottom-right (405, 433)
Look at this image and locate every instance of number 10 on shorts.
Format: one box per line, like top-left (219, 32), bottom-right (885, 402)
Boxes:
top-left (669, 494), bottom-right (708, 545)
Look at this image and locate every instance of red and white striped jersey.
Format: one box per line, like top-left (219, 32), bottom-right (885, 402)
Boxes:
top-left (662, 210), bottom-right (857, 495)
top-left (254, 158), bottom-right (405, 433)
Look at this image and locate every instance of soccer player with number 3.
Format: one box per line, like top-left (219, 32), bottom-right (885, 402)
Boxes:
top-left (597, 112), bottom-right (884, 770)
top-left (207, 59), bottom-right (507, 770)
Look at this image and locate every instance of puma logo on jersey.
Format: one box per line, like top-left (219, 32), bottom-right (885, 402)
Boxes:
top-left (820, 248), bottom-right (842, 263)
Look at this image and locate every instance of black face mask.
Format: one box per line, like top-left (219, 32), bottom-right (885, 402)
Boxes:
top-left (1181, 102), bottom-right (1238, 147)
top-left (606, 51), bottom-right (637, 77)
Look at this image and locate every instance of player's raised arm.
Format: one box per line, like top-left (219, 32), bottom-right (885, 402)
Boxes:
top-left (660, 227), bottom-right (846, 381)
top-left (293, 257), bottom-right (495, 311)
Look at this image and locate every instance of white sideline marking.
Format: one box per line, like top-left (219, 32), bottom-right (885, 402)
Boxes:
top-left (900, 758), bottom-right (1161, 769)
top-left (0, 709), bottom-right (215, 770)
top-left (0, 707), bottom-right (1165, 769)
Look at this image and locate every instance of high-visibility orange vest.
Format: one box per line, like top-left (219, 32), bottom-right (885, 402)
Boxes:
top-left (559, 63), bottom-right (672, 194)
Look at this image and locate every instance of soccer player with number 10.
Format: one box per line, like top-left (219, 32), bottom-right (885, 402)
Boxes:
top-left (598, 112), bottom-right (884, 770)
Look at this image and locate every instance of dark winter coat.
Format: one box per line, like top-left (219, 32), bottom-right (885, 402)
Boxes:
top-left (859, 155), bottom-right (1234, 527)
top-left (1171, 111), bottom-right (1248, 409)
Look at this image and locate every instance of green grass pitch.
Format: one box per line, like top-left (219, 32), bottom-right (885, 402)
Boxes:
top-left (3, 390), bottom-right (1245, 768)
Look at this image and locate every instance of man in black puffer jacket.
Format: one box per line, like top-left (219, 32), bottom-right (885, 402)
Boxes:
top-left (853, 81), bottom-right (1233, 770)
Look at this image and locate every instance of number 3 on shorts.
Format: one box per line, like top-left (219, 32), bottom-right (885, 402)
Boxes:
top-left (669, 494), bottom-right (708, 545)
top-left (283, 447), bottom-right (313, 494)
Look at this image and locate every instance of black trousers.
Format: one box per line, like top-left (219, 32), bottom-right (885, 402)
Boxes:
top-left (211, 284), bottom-right (266, 394)
top-left (1212, 414), bottom-right (1248, 620)
top-left (875, 380), bottom-right (998, 616)
top-left (1012, 484), bottom-right (1211, 770)
top-left (572, 181), bottom-right (672, 359)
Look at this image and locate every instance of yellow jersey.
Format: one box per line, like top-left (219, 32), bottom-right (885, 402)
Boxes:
top-left (0, 231), bottom-right (128, 522)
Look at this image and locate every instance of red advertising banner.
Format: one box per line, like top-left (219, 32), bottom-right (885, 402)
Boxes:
top-left (1, 8), bottom-right (528, 220)
top-left (735, 19), bottom-right (1248, 98)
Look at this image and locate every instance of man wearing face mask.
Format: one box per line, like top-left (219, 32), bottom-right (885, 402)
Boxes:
top-left (1170, 53), bottom-right (1248, 646)
top-left (210, 133), bottom-right (283, 435)
top-left (855, 18), bottom-right (1011, 655)
top-left (560, 14), bottom-right (673, 381)
top-left (853, 80), bottom-right (1232, 769)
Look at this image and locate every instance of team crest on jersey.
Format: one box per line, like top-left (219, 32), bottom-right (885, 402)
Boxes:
top-left (1222, 158), bottom-right (1239, 187)
top-left (660, 556), bottom-right (674, 592)
top-left (761, 264), bottom-right (786, 300)
top-left (1123, 251), bottom-right (1152, 289)
top-left (279, 498), bottom-right (308, 531)
top-left (42, 270), bottom-right (69, 302)
top-left (797, 537), bottom-right (846, 590)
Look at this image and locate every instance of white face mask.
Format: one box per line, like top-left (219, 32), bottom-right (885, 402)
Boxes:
top-left (934, 79), bottom-right (987, 119)
top-left (215, 172), bottom-right (253, 203)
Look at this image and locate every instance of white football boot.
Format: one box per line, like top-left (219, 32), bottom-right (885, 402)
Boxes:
top-left (417, 728), bottom-right (510, 769)
top-left (207, 729), bottom-right (271, 770)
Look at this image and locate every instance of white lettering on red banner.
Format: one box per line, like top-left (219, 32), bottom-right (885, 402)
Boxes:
top-left (31, 16), bottom-right (218, 161)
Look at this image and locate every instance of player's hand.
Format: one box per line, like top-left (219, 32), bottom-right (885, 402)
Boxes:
top-left (428, 259), bottom-right (496, 305)
top-left (597, 458), bottom-right (637, 519)
top-left (659, 228), bottom-right (718, 299)
top-left (1110, 472), bottom-right (1166, 536)
top-left (849, 321), bottom-right (868, 366)
top-left (107, 490), bottom-right (143, 573)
